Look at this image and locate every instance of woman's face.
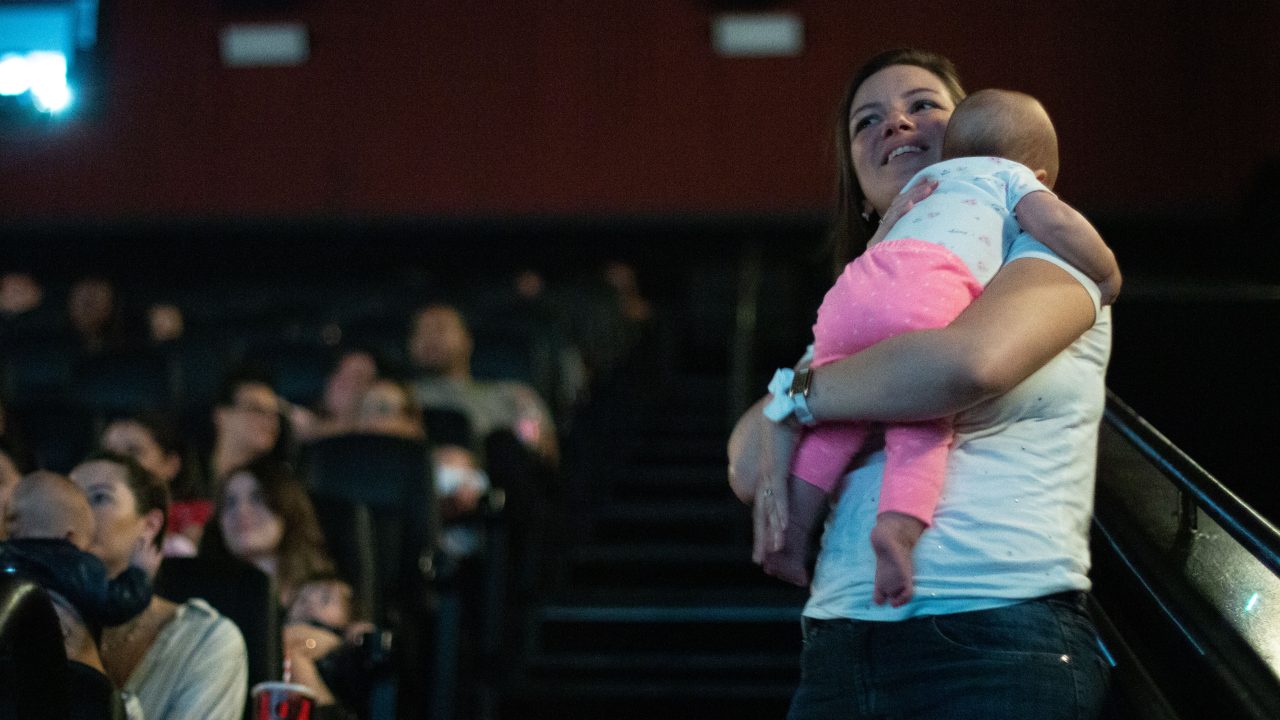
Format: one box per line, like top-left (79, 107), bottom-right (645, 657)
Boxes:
top-left (848, 64), bottom-right (956, 216)
top-left (219, 471), bottom-right (285, 563)
top-left (217, 383), bottom-right (282, 455)
top-left (102, 420), bottom-right (178, 483)
top-left (70, 459), bottom-right (150, 577)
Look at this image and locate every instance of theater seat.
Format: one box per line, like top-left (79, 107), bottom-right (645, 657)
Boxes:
top-left (301, 433), bottom-right (440, 720)
top-left (0, 576), bottom-right (119, 720)
top-left (153, 555), bottom-right (280, 711)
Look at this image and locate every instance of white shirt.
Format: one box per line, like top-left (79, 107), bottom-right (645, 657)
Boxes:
top-left (805, 234), bottom-right (1110, 620)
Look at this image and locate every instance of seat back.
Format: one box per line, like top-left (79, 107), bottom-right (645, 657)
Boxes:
top-left (301, 433), bottom-right (438, 627)
top-left (153, 556), bottom-right (280, 694)
top-left (0, 577), bottom-right (70, 719)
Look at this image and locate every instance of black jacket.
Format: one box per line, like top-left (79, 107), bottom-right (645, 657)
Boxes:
top-left (0, 538), bottom-right (151, 629)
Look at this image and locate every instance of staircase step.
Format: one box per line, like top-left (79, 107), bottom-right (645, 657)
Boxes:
top-left (586, 499), bottom-right (748, 544)
top-left (528, 590), bottom-right (804, 655)
top-left (608, 464), bottom-right (731, 501)
top-left (564, 543), bottom-right (779, 590)
top-left (524, 650), bottom-right (797, 673)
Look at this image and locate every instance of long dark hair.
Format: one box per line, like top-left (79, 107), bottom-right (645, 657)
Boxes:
top-left (828, 49), bottom-right (966, 275)
top-left (201, 457), bottom-right (334, 600)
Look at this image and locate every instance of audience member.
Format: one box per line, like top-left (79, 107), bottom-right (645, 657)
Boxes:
top-left (67, 276), bottom-right (127, 355)
top-left (408, 303), bottom-right (559, 468)
top-left (100, 413), bottom-right (208, 556)
top-left (200, 456), bottom-right (335, 605)
top-left (147, 302), bottom-right (185, 345)
top-left (207, 370), bottom-right (289, 485)
top-left (0, 272), bottom-right (43, 319)
top-left (0, 468), bottom-right (136, 718)
top-left (283, 572), bottom-right (385, 714)
top-left (355, 379), bottom-right (489, 522)
top-left (355, 378), bottom-right (424, 440)
top-left (69, 452), bottom-right (248, 720)
top-left (0, 445), bottom-right (18, 541)
top-left (292, 349), bottom-right (381, 443)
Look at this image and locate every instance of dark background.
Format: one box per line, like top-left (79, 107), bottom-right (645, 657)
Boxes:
top-left (2, 0), bottom-right (1279, 517)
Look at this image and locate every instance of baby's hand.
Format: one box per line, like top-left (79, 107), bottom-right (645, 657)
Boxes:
top-left (1098, 269), bottom-right (1122, 306)
top-left (869, 177), bottom-right (938, 246)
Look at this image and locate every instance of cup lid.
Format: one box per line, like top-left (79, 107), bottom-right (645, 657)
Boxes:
top-left (250, 681), bottom-right (318, 700)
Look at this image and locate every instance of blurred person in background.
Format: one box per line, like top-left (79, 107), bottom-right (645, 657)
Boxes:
top-left (200, 456), bottom-right (334, 606)
top-left (291, 348), bottom-right (381, 443)
top-left (206, 369), bottom-right (290, 486)
top-left (407, 303), bottom-right (558, 469)
top-left (67, 275), bottom-right (127, 355)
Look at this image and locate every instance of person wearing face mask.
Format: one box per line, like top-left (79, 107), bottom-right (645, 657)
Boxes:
top-left (729, 49), bottom-right (1112, 719)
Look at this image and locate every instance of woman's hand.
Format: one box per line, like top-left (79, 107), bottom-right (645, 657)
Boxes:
top-left (728, 396), bottom-right (799, 561)
top-left (129, 535), bottom-right (164, 578)
top-left (868, 176), bottom-right (938, 246)
top-left (283, 623), bottom-right (343, 661)
top-left (284, 651), bottom-right (338, 706)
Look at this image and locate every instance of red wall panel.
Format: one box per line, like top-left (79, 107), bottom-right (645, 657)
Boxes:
top-left (1, 1), bottom-right (1276, 220)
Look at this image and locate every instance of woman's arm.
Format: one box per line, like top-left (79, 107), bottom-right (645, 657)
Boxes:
top-left (805, 256), bottom-right (1097, 422)
top-left (730, 255), bottom-right (1097, 554)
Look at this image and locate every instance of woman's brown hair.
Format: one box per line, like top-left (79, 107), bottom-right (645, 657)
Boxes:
top-left (202, 457), bottom-right (334, 600)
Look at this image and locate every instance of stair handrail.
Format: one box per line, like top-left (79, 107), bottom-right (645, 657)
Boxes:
top-left (1103, 390), bottom-right (1280, 577)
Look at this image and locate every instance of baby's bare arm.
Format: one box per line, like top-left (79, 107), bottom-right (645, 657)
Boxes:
top-left (1015, 191), bottom-right (1121, 304)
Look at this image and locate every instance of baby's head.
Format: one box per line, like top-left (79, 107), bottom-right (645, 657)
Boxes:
top-left (5, 471), bottom-right (96, 550)
top-left (942, 89), bottom-right (1060, 188)
top-left (287, 572), bottom-right (355, 631)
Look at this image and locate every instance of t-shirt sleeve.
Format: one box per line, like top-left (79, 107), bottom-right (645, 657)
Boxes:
top-left (1002, 163), bottom-right (1054, 209)
top-left (1007, 231), bottom-right (1103, 319)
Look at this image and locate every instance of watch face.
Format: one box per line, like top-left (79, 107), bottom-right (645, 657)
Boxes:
top-left (790, 369), bottom-right (811, 397)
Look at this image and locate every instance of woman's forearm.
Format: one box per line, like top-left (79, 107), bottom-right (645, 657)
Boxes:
top-left (806, 257), bottom-right (1098, 423)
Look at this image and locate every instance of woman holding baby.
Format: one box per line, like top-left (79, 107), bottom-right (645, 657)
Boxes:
top-left (68, 452), bottom-right (249, 720)
top-left (729, 48), bottom-right (1112, 718)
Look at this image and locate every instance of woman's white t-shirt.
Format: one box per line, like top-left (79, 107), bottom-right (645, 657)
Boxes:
top-left (804, 233), bottom-right (1111, 621)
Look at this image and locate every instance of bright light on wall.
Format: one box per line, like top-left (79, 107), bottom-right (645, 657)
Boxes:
top-left (0, 49), bottom-right (71, 112)
top-left (0, 53), bottom-right (30, 95)
top-left (0, 2), bottom-right (94, 118)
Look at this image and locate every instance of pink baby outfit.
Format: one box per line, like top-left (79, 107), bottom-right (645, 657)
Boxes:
top-left (790, 156), bottom-right (1051, 524)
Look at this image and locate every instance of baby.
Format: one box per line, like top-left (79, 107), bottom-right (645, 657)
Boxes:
top-left (765, 89), bottom-right (1119, 604)
top-left (0, 471), bottom-right (151, 631)
top-left (286, 573), bottom-right (361, 638)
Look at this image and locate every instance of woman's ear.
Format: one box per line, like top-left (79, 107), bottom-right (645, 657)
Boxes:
top-left (142, 507), bottom-right (165, 544)
top-left (862, 200), bottom-right (876, 221)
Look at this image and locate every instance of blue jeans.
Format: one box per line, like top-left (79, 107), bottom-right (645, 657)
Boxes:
top-left (788, 592), bottom-right (1111, 720)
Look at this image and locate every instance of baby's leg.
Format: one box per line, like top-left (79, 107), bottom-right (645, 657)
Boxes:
top-left (870, 511), bottom-right (926, 607)
top-left (762, 477), bottom-right (828, 587)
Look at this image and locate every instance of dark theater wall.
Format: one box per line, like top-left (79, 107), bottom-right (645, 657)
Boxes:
top-left (1, 1), bottom-right (1277, 220)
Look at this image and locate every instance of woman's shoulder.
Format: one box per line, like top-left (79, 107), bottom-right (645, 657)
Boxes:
top-left (172, 599), bottom-right (246, 644)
